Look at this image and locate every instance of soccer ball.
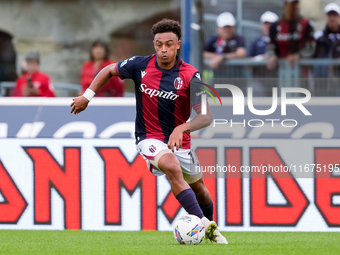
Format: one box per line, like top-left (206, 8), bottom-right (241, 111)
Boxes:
top-left (173, 215), bottom-right (205, 245)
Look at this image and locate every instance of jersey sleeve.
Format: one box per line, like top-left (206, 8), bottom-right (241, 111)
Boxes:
top-left (190, 72), bottom-right (207, 111)
top-left (115, 56), bottom-right (137, 80)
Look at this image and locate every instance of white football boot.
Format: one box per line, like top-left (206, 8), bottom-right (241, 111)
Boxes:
top-left (201, 217), bottom-right (228, 244)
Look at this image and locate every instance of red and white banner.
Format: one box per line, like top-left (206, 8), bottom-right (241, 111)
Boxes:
top-left (0, 138), bottom-right (339, 231)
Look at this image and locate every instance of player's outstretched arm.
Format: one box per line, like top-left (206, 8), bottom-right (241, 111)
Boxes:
top-left (70, 63), bottom-right (117, 115)
top-left (168, 105), bottom-right (212, 152)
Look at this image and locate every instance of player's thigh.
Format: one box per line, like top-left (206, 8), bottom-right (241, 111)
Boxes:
top-left (174, 148), bottom-right (203, 184)
top-left (157, 153), bottom-right (183, 178)
top-left (136, 138), bottom-right (172, 170)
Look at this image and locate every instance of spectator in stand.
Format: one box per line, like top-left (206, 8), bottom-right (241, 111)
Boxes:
top-left (314, 3), bottom-right (340, 92)
top-left (12, 50), bottom-right (55, 97)
top-left (248, 11), bottom-right (279, 58)
top-left (204, 12), bottom-right (246, 70)
top-left (81, 39), bottom-right (124, 97)
top-left (267, 0), bottom-right (315, 70)
top-left (314, 3), bottom-right (340, 59)
top-left (248, 11), bottom-right (280, 96)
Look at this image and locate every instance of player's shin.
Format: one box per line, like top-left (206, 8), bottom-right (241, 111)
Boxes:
top-left (175, 189), bottom-right (204, 218)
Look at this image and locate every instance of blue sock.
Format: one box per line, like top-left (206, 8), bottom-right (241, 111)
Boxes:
top-left (176, 189), bottom-right (204, 218)
top-left (199, 200), bottom-right (214, 221)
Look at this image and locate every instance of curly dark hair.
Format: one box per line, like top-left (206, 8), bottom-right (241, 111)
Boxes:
top-left (151, 19), bottom-right (182, 40)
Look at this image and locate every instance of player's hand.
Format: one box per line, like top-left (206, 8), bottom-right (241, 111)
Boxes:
top-left (70, 96), bottom-right (89, 115)
top-left (168, 127), bottom-right (183, 152)
top-left (286, 54), bottom-right (299, 66)
top-left (209, 54), bottom-right (224, 69)
top-left (267, 55), bottom-right (278, 70)
top-left (22, 85), bottom-right (38, 96)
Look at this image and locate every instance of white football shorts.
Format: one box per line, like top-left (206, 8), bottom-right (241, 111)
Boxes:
top-left (136, 138), bottom-right (202, 184)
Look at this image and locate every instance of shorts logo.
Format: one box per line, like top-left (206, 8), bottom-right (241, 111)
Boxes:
top-left (174, 77), bottom-right (183, 89)
top-left (149, 145), bottom-right (157, 153)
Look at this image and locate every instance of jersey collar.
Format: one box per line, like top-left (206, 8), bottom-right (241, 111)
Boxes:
top-left (154, 55), bottom-right (181, 72)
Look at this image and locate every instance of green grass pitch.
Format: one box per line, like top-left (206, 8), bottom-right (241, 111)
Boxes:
top-left (0, 230), bottom-right (339, 255)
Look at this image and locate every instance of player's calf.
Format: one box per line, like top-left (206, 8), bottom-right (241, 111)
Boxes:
top-left (158, 153), bottom-right (205, 219)
top-left (190, 178), bottom-right (214, 221)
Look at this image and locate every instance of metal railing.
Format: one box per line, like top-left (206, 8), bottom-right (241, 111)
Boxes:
top-left (2, 58), bottom-right (340, 97)
top-left (0, 82), bottom-right (81, 97)
top-left (202, 58), bottom-right (340, 96)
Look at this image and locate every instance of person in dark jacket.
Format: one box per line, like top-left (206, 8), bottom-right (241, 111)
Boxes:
top-left (248, 11), bottom-right (279, 58)
top-left (313, 2), bottom-right (340, 93)
top-left (314, 3), bottom-right (340, 59)
top-left (204, 12), bottom-right (246, 70)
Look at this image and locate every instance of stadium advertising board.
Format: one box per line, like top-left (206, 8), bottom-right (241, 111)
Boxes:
top-left (0, 98), bottom-right (339, 231)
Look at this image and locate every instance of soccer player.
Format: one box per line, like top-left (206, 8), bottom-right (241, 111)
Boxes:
top-left (70, 19), bottom-right (228, 244)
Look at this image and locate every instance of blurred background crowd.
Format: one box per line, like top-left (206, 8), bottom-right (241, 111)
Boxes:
top-left (0, 0), bottom-right (339, 97)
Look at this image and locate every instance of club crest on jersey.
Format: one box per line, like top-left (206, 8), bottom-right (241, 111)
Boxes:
top-left (149, 145), bottom-right (157, 153)
top-left (174, 77), bottom-right (183, 90)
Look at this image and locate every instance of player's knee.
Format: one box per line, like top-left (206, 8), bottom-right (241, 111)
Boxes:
top-left (162, 162), bottom-right (183, 181)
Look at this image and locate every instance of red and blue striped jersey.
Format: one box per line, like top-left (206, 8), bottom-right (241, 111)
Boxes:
top-left (115, 54), bottom-right (204, 149)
